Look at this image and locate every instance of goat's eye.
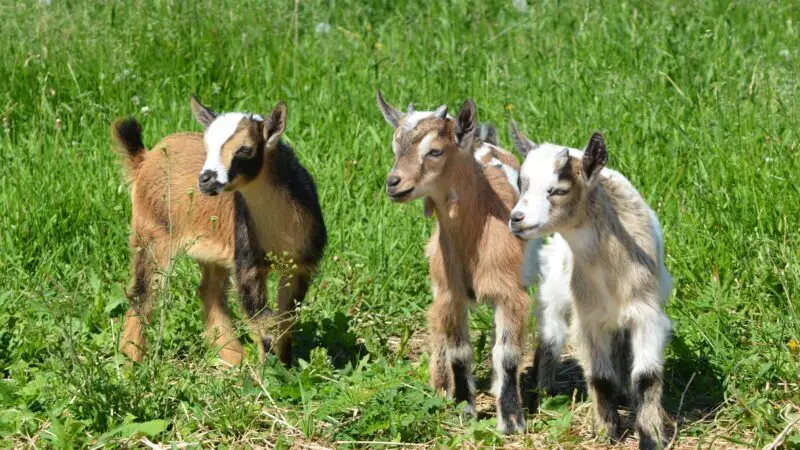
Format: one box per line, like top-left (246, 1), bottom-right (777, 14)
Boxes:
top-left (547, 187), bottom-right (569, 196)
top-left (237, 146), bottom-right (255, 158)
top-left (427, 149), bottom-right (444, 158)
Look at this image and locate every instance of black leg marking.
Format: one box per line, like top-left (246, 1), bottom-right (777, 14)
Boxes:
top-left (633, 371), bottom-right (665, 450)
top-left (590, 376), bottom-right (621, 441)
top-left (533, 338), bottom-right (560, 397)
top-left (499, 362), bottom-right (523, 433)
top-left (450, 356), bottom-right (475, 415)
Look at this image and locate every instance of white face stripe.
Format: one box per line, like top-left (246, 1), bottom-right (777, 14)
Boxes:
top-left (514, 144), bottom-right (578, 229)
top-left (201, 112), bottom-right (249, 184)
top-left (401, 110), bottom-right (454, 131)
top-left (417, 132), bottom-right (437, 165)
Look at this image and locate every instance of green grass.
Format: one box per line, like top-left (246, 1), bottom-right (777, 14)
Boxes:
top-left (1, 0), bottom-right (799, 447)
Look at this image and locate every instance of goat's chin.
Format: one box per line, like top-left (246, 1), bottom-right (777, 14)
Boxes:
top-left (387, 187), bottom-right (416, 203)
top-left (511, 225), bottom-right (546, 241)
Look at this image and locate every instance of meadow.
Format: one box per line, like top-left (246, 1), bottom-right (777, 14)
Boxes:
top-left (1, 0), bottom-right (799, 447)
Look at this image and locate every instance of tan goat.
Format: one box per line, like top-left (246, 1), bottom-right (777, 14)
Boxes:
top-left (112, 97), bottom-right (326, 367)
top-left (376, 91), bottom-right (536, 434)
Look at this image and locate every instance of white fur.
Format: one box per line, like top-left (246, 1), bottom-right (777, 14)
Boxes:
top-left (402, 109), bottom-right (453, 131)
top-left (417, 132), bottom-right (437, 164)
top-left (201, 112), bottom-right (246, 184)
top-left (474, 143), bottom-right (520, 194)
top-left (516, 138), bottom-right (672, 421)
top-left (201, 112), bottom-right (265, 186)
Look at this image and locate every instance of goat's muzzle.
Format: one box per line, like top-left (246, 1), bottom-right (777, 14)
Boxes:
top-left (199, 170), bottom-right (223, 196)
top-left (386, 175), bottom-right (413, 201)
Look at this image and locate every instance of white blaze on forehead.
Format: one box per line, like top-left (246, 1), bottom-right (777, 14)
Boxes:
top-left (402, 110), bottom-right (454, 131)
top-left (514, 144), bottom-right (577, 226)
top-left (416, 132), bottom-right (437, 164)
top-left (201, 112), bottom-right (255, 184)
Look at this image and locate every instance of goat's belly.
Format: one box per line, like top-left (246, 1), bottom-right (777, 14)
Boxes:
top-left (185, 238), bottom-right (235, 267)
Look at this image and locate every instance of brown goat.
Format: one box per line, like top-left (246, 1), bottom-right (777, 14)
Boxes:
top-left (112, 97), bottom-right (326, 366)
top-left (376, 92), bottom-right (532, 434)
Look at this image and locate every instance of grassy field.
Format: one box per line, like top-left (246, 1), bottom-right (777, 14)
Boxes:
top-left (1, 0), bottom-right (799, 447)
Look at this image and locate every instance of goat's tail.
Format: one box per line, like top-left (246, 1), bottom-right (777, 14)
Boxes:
top-left (477, 122), bottom-right (499, 146)
top-left (112, 117), bottom-right (146, 178)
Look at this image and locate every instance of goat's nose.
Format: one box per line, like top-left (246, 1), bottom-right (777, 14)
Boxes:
top-left (199, 170), bottom-right (216, 185)
top-left (386, 175), bottom-right (401, 188)
top-left (510, 211), bottom-right (525, 223)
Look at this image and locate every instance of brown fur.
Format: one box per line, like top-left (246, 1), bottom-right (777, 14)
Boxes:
top-left (377, 93), bottom-right (530, 434)
top-left (113, 102), bottom-right (324, 367)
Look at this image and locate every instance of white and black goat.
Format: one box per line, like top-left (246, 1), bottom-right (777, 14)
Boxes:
top-left (508, 123), bottom-right (672, 449)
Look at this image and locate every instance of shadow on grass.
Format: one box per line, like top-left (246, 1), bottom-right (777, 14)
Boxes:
top-left (292, 311), bottom-right (369, 369)
top-left (472, 333), bottom-right (725, 430)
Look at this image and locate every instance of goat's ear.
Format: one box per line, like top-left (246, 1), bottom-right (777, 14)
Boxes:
top-left (581, 132), bottom-right (608, 182)
top-left (509, 120), bottom-right (535, 158)
top-left (433, 104), bottom-right (448, 120)
top-left (263, 102), bottom-right (288, 149)
top-left (454, 99), bottom-right (476, 151)
top-left (376, 90), bottom-right (403, 128)
top-left (190, 95), bottom-right (216, 129)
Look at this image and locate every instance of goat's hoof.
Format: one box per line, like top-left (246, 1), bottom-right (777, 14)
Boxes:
top-left (637, 433), bottom-right (665, 450)
top-left (461, 403), bottom-right (476, 420)
top-left (498, 414), bottom-right (526, 435)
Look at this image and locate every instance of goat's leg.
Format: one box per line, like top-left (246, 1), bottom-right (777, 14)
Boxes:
top-left (630, 311), bottom-right (670, 450)
top-left (492, 295), bottom-right (528, 434)
top-left (428, 289), bottom-right (474, 416)
top-left (273, 273), bottom-right (310, 367)
top-left (577, 327), bottom-right (622, 442)
top-left (120, 239), bottom-right (168, 363)
top-left (533, 290), bottom-right (571, 397)
top-left (198, 263), bottom-right (243, 366)
top-left (235, 264), bottom-right (272, 361)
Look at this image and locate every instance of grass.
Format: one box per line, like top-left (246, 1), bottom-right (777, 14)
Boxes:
top-left (0, 0), bottom-right (798, 447)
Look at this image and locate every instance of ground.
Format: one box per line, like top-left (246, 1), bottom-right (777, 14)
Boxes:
top-left (0, 0), bottom-right (798, 448)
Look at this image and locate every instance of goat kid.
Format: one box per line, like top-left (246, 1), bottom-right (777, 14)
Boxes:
top-left (113, 97), bottom-right (326, 367)
top-left (376, 91), bottom-right (537, 434)
top-left (508, 123), bottom-right (672, 449)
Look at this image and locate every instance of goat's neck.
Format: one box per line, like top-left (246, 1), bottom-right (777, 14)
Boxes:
top-left (430, 153), bottom-right (489, 240)
top-left (559, 186), bottom-right (610, 266)
top-left (236, 168), bottom-right (287, 233)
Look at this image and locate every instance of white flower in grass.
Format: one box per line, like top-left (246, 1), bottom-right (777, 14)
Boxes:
top-left (315, 22), bottom-right (331, 35)
top-left (140, 106), bottom-right (151, 115)
top-left (779, 49), bottom-right (790, 59)
top-left (512, 0), bottom-right (527, 12)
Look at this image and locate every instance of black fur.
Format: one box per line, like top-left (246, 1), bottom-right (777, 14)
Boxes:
top-left (113, 117), bottom-right (145, 157)
top-left (533, 339), bottom-right (560, 396)
top-left (633, 371), bottom-right (664, 450)
top-left (228, 145), bottom-right (265, 183)
top-left (265, 141), bottom-right (327, 266)
top-left (450, 357), bottom-right (473, 408)
top-left (233, 193), bottom-right (270, 319)
top-left (127, 250), bottom-right (149, 303)
top-left (590, 376), bottom-right (621, 440)
top-left (499, 354), bottom-right (523, 433)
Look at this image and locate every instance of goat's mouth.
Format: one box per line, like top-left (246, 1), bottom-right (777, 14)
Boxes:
top-left (511, 224), bottom-right (541, 239)
top-left (387, 187), bottom-right (414, 202)
top-left (199, 182), bottom-right (225, 196)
